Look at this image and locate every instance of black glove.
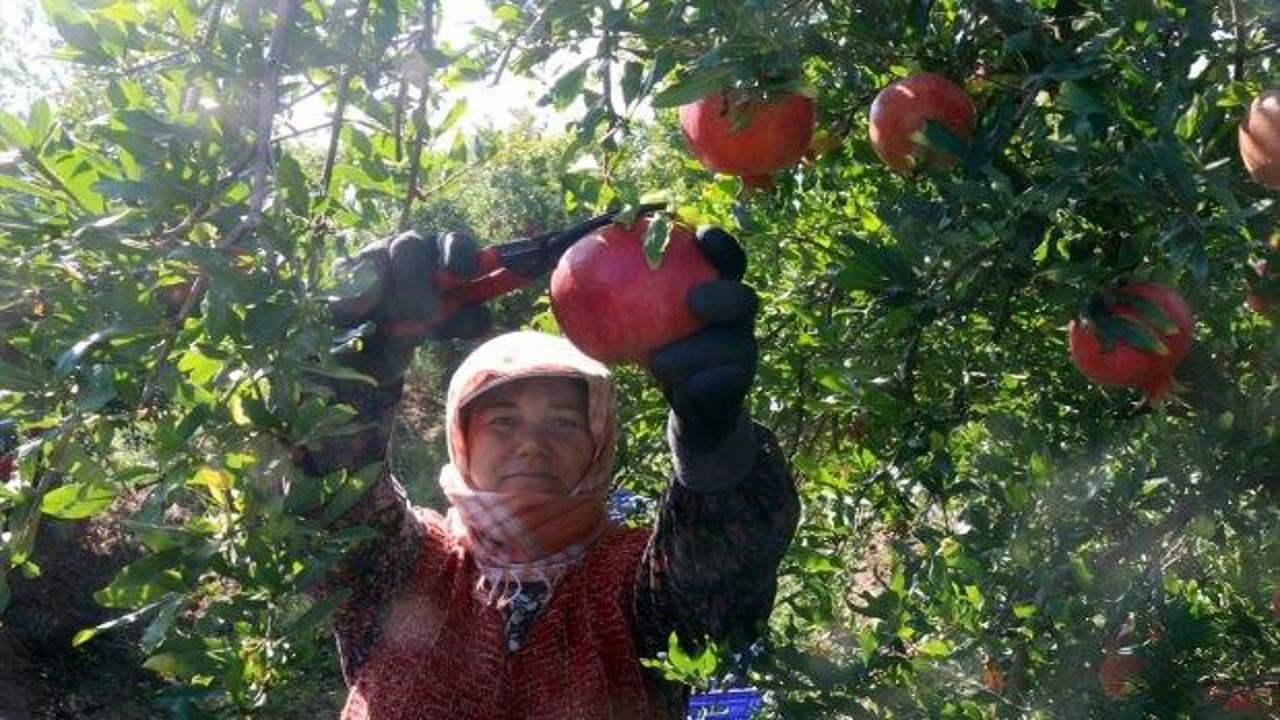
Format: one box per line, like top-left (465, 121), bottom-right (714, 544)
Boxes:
top-left (649, 227), bottom-right (759, 453)
top-left (328, 230), bottom-right (492, 385)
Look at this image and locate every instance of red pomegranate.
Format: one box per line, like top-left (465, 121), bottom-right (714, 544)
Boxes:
top-left (1098, 653), bottom-right (1145, 699)
top-left (550, 217), bottom-right (718, 365)
top-left (679, 91), bottom-right (816, 188)
top-left (869, 72), bottom-right (976, 175)
top-left (1216, 687), bottom-right (1273, 718)
top-left (1246, 259), bottom-right (1271, 315)
top-left (1068, 282), bottom-right (1194, 404)
top-left (1239, 89), bottom-right (1280, 189)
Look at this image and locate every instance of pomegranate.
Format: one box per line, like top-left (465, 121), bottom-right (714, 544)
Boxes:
top-left (550, 217), bottom-right (718, 365)
top-left (1246, 259), bottom-right (1272, 315)
top-left (1068, 282), bottom-right (1194, 404)
top-left (157, 280), bottom-right (194, 316)
top-left (679, 91), bottom-right (816, 188)
top-left (982, 658), bottom-right (1006, 695)
top-left (1098, 653), bottom-right (1145, 699)
top-left (1239, 89), bottom-right (1280, 189)
top-left (1215, 686), bottom-right (1274, 718)
top-left (869, 72), bottom-right (976, 175)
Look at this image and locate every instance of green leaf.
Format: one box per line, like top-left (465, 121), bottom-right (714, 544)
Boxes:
top-left (176, 347), bottom-right (224, 386)
top-left (492, 3), bottom-right (520, 23)
top-left (286, 588), bottom-right (351, 636)
top-left (304, 361), bottom-right (378, 386)
top-left (620, 61), bottom-right (644, 108)
top-left (142, 637), bottom-right (226, 679)
top-left (1111, 290), bottom-right (1178, 335)
top-left (641, 214), bottom-right (672, 269)
top-left (55, 325), bottom-right (142, 377)
top-left (27, 100), bottom-right (52, 145)
top-left (651, 65), bottom-right (732, 109)
top-left (276, 152), bottom-right (310, 216)
top-left (75, 363), bottom-right (117, 412)
top-left (832, 236), bottom-right (916, 294)
top-left (158, 405), bottom-right (211, 455)
top-left (1092, 313), bottom-right (1169, 355)
top-left (95, 547), bottom-right (191, 608)
top-left (0, 359), bottom-right (47, 392)
top-left (545, 62), bottom-right (588, 111)
top-left (920, 119), bottom-right (969, 164)
top-left (0, 111), bottom-right (33, 148)
top-left (439, 99), bottom-right (467, 132)
top-left (187, 466), bottom-right (232, 506)
top-left (140, 593), bottom-right (183, 654)
top-left (920, 638), bottom-right (953, 658)
top-left (72, 595), bottom-right (170, 647)
top-left (50, 16), bottom-right (111, 64)
top-left (41, 482), bottom-right (117, 519)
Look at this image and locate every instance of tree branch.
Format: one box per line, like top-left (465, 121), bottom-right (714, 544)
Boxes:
top-left (321, 0), bottom-right (372, 195)
top-left (181, 0), bottom-right (228, 112)
top-left (140, 0), bottom-right (299, 408)
top-left (1229, 0), bottom-right (1247, 83)
top-left (398, 0), bottom-right (436, 231)
top-left (19, 147), bottom-right (92, 215)
top-left (489, 4), bottom-right (549, 87)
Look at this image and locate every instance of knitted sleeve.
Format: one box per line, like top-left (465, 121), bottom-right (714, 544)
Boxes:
top-left (633, 422), bottom-right (801, 660)
top-left (323, 467), bottom-right (433, 684)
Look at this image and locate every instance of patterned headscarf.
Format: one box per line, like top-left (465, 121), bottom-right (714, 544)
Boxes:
top-left (438, 330), bottom-right (617, 604)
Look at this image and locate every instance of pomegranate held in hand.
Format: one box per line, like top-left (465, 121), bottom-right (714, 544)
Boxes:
top-left (1239, 89), bottom-right (1280, 189)
top-left (1068, 282), bottom-right (1194, 404)
top-left (550, 217), bottom-right (718, 365)
top-left (679, 91), bottom-right (816, 188)
top-left (869, 72), bottom-right (976, 175)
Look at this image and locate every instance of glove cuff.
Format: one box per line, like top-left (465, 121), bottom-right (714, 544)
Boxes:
top-left (668, 409), bottom-right (757, 493)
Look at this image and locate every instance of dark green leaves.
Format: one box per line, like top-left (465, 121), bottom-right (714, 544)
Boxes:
top-left (651, 66), bottom-right (733, 109)
top-left (641, 213), bottom-right (672, 269)
top-left (831, 236), bottom-right (916, 295)
top-left (1085, 303), bottom-right (1170, 356)
top-left (543, 62), bottom-right (588, 111)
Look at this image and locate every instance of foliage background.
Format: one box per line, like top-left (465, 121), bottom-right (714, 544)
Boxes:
top-left (0, 0), bottom-right (1277, 718)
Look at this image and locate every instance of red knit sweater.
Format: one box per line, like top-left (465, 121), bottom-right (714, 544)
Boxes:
top-left (339, 510), bottom-right (670, 720)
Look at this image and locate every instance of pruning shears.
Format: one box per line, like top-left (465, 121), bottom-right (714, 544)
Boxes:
top-left (429, 203), bottom-right (665, 322)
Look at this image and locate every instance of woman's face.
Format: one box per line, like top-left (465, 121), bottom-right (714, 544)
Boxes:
top-left (464, 376), bottom-right (595, 494)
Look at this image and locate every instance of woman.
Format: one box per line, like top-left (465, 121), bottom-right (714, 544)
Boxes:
top-left (296, 223), bottom-right (800, 719)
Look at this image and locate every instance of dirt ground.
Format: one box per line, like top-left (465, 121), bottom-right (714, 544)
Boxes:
top-left (0, 511), bottom-right (160, 720)
top-left (0, 379), bottom-right (446, 719)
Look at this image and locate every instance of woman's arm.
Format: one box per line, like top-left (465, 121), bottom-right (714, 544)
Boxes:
top-left (292, 230), bottom-right (490, 682)
top-left (633, 415), bottom-right (800, 659)
top-left (632, 226), bottom-right (801, 660)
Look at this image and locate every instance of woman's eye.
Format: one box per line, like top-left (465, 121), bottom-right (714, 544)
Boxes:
top-left (488, 415), bottom-right (517, 428)
top-left (552, 416), bottom-right (585, 430)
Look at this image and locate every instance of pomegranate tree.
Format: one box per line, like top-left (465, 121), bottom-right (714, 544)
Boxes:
top-left (869, 72), bottom-right (976, 175)
top-left (1068, 282), bottom-right (1194, 404)
top-left (1239, 89), bottom-right (1280, 188)
top-left (550, 217), bottom-right (718, 365)
top-left (679, 91), bottom-right (815, 188)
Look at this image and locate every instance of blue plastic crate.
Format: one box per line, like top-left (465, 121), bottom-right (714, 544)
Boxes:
top-left (687, 688), bottom-right (763, 719)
